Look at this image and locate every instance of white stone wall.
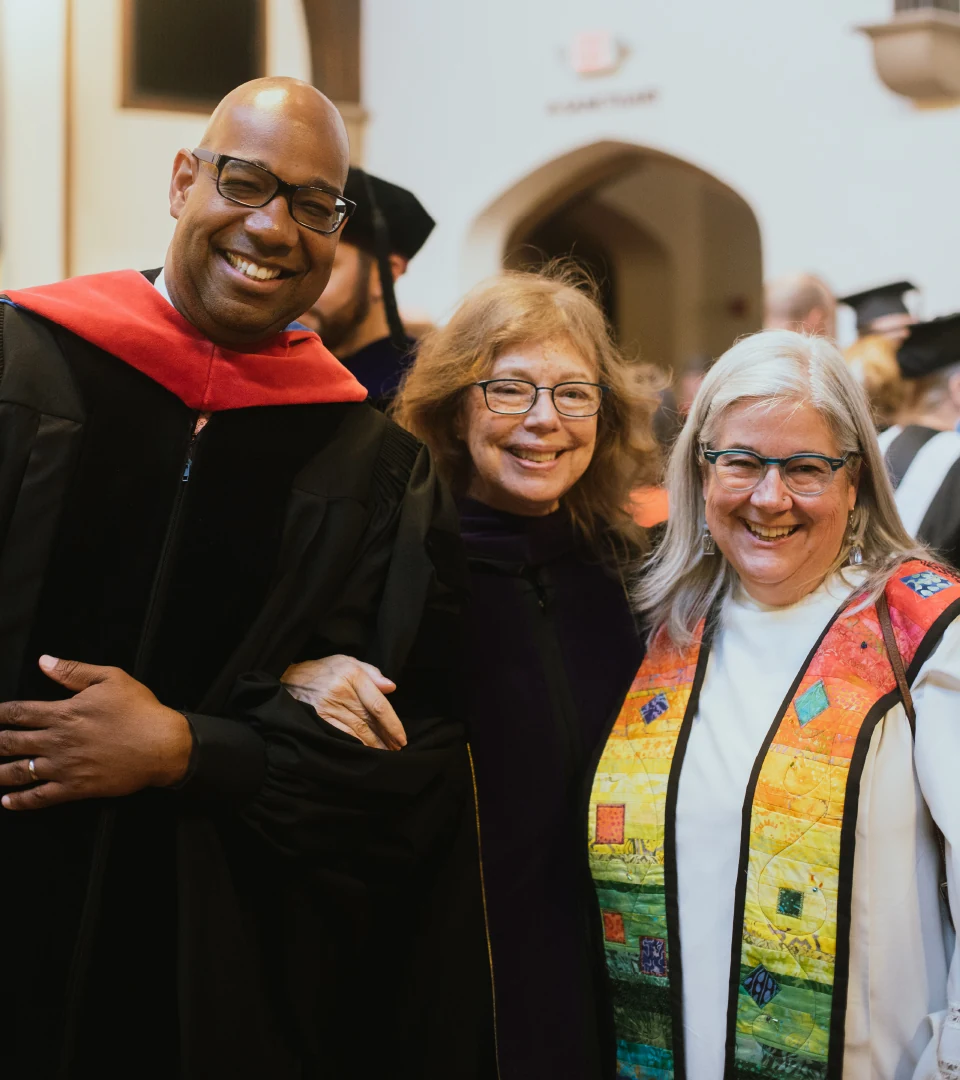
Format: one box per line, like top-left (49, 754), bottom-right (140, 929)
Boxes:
top-left (360, 0), bottom-right (960, 332)
top-left (1, 0), bottom-right (69, 287)
top-left (3, 0), bottom-right (959, 337)
top-left (0, 0), bottom-right (311, 288)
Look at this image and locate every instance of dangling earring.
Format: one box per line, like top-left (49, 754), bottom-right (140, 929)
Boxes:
top-left (701, 523), bottom-right (716, 555)
top-left (847, 510), bottom-right (863, 566)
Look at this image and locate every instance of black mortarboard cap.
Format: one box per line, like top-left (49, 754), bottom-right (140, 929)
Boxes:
top-left (341, 168), bottom-right (435, 260)
top-left (340, 168), bottom-right (435, 350)
top-left (838, 281), bottom-right (916, 332)
top-left (897, 312), bottom-right (960, 379)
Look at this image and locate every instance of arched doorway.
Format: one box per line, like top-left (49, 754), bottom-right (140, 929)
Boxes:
top-left (465, 142), bottom-right (763, 373)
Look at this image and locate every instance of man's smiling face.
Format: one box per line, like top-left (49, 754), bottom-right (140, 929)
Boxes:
top-left (165, 81), bottom-right (349, 348)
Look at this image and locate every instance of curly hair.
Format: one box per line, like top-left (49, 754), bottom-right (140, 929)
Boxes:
top-left (391, 263), bottom-right (661, 558)
top-left (843, 333), bottom-right (905, 430)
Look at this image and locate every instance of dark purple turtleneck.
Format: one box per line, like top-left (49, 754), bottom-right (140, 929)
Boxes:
top-left (458, 497), bottom-right (644, 1080)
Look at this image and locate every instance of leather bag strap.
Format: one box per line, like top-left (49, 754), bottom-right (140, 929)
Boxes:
top-left (877, 592), bottom-right (916, 735)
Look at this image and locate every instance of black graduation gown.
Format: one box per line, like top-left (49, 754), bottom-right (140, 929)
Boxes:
top-left (343, 334), bottom-right (417, 411)
top-left (885, 423), bottom-right (960, 569)
top-left (458, 499), bottom-right (645, 1079)
top-left (0, 302), bottom-right (492, 1078)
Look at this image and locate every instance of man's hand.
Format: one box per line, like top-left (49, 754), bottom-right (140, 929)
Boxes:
top-left (0, 655), bottom-right (194, 811)
top-left (282, 655), bottom-right (406, 751)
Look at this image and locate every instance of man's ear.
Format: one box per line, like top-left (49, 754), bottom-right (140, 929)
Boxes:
top-left (388, 254), bottom-right (408, 283)
top-left (169, 149), bottom-right (199, 221)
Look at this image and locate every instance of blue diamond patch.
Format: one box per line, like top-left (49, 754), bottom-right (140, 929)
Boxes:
top-left (794, 679), bottom-right (829, 726)
top-left (742, 964), bottom-right (781, 1008)
top-left (900, 571), bottom-right (953, 599)
top-left (640, 693), bottom-right (669, 725)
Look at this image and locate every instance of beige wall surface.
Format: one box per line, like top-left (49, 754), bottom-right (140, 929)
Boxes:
top-left (359, 0), bottom-right (960, 335)
top-left (69, 0), bottom-right (312, 279)
top-left (5, 0), bottom-right (960, 333)
top-left (1, 0), bottom-right (312, 287)
top-left (1, 0), bottom-right (69, 288)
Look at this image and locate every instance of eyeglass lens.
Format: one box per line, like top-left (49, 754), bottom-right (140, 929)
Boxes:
top-left (484, 380), bottom-right (603, 417)
top-left (712, 452), bottom-right (836, 495)
top-left (218, 159), bottom-right (346, 233)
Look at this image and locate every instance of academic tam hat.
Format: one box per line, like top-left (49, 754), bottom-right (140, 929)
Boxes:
top-left (896, 312), bottom-right (960, 379)
top-left (340, 167), bottom-right (435, 349)
top-left (838, 281), bottom-right (916, 333)
top-left (341, 169), bottom-right (435, 260)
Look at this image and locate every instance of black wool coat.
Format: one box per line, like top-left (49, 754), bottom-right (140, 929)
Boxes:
top-left (0, 301), bottom-right (492, 1079)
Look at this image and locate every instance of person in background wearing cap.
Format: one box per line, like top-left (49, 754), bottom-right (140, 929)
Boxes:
top-left (843, 333), bottom-right (906, 433)
top-left (764, 272), bottom-right (836, 337)
top-left (878, 313), bottom-right (960, 569)
top-left (301, 167), bottom-right (434, 409)
top-left (839, 280), bottom-right (918, 344)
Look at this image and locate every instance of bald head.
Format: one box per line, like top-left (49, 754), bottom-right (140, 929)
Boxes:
top-left (764, 273), bottom-right (836, 339)
top-left (164, 77), bottom-right (352, 347)
top-left (201, 77), bottom-right (349, 179)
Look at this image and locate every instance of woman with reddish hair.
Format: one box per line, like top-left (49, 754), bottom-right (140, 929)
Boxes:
top-left (284, 265), bottom-right (661, 1078)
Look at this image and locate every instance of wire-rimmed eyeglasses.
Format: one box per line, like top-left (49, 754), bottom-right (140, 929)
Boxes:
top-left (474, 379), bottom-right (609, 418)
top-left (701, 447), bottom-right (858, 496)
top-left (192, 148), bottom-right (356, 235)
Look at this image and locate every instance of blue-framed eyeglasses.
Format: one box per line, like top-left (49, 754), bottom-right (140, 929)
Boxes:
top-left (701, 447), bottom-right (858, 496)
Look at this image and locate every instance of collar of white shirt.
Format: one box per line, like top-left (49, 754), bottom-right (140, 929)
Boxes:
top-left (153, 268), bottom-right (172, 306)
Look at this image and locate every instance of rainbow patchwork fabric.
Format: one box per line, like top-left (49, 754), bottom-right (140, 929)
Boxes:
top-left (588, 562), bottom-right (960, 1079)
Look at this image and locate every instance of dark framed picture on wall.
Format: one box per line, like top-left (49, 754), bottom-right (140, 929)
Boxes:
top-left (122, 0), bottom-right (266, 113)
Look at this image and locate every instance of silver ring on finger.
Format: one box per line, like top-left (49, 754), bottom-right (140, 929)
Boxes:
top-left (27, 758), bottom-right (39, 783)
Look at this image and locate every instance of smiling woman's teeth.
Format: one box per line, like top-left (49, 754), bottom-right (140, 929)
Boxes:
top-left (511, 449), bottom-right (560, 462)
top-left (744, 521), bottom-right (798, 539)
top-left (224, 251), bottom-right (282, 281)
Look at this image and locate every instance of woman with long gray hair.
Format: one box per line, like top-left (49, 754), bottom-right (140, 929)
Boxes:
top-left (588, 330), bottom-right (960, 1080)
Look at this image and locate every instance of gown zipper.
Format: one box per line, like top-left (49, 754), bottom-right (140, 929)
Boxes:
top-left (466, 561), bottom-right (587, 1079)
top-left (133, 411), bottom-right (209, 678)
top-left (467, 744), bottom-right (503, 1080)
top-left (63, 410), bottom-right (211, 1074)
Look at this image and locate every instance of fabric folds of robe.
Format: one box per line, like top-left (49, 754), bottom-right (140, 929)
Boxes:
top-left (459, 497), bottom-right (644, 1080)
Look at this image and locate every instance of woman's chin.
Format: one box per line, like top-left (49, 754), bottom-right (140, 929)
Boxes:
top-left (475, 482), bottom-right (562, 516)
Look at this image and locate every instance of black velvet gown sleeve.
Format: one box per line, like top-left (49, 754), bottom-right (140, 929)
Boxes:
top-left (174, 436), bottom-right (492, 1080)
top-left (171, 432), bottom-right (490, 1080)
top-left (182, 433), bottom-right (470, 864)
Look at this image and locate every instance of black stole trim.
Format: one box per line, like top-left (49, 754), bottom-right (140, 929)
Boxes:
top-left (719, 592), bottom-right (960, 1079)
top-left (664, 609), bottom-right (720, 1080)
top-left (721, 602), bottom-right (846, 1079)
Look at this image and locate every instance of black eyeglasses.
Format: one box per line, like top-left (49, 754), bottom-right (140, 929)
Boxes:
top-left (701, 448), bottom-right (857, 496)
top-left (192, 148), bottom-right (356, 235)
top-left (474, 379), bottom-right (609, 418)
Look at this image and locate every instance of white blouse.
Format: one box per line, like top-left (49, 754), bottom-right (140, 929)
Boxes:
top-left (676, 573), bottom-right (960, 1080)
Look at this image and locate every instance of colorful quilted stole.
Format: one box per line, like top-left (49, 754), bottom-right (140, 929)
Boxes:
top-left (589, 562), bottom-right (960, 1080)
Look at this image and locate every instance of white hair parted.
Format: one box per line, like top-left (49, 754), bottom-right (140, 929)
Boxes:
top-left (635, 329), bottom-right (930, 646)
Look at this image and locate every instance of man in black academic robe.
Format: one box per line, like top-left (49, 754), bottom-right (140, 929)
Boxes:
top-left (0, 78), bottom-right (490, 1079)
top-left (300, 168), bottom-right (435, 409)
top-left (881, 313), bottom-right (960, 571)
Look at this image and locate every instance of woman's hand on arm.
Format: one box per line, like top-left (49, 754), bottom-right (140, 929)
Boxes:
top-left (281, 655), bottom-right (407, 751)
